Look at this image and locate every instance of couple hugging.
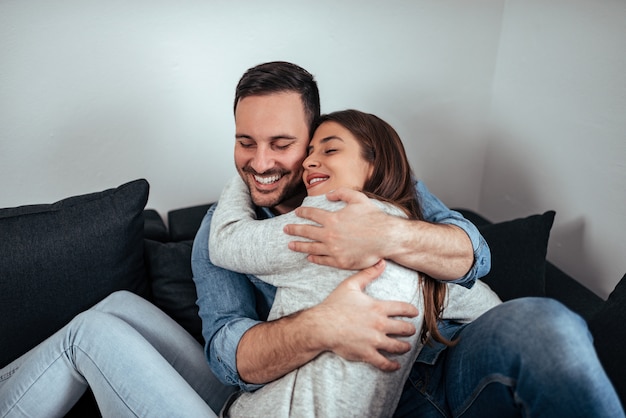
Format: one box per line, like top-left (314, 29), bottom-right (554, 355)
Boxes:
top-left (208, 101), bottom-right (501, 416)
top-left (2, 61), bottom-right (620, 418)
top-left (195, 61), bottom-right (621, 417)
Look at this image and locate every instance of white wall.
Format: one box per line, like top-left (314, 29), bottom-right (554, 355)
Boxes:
top-left (0, 0), bottom-right (502, 212)
top-left (1, 1), bottom-right (623, 298)
top-left (485, 0), bottom-right (626, 297)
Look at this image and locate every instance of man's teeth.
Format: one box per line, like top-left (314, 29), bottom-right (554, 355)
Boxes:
top-left (309, 177), bottom-right (326, 185)
top-left (254, 174), bottom-right (281, 185)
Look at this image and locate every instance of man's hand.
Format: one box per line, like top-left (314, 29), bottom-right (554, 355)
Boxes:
top-left (236, 260), bottom-right (418, 383)
top-left (313, 259), bottom-right (419, 371)
top-left (284, 188), bottom-right (389, 270)
top-left (284, 187), bottom-right (474, 280)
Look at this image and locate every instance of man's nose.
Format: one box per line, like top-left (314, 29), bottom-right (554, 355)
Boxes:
top-left (250, 146), bottom-right (275, 173)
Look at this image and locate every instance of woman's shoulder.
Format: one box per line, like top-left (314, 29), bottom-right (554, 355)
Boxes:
top-left (302, 194), bottom-right (407, 217)
top-left (301, 195), bottom-right (346, 211)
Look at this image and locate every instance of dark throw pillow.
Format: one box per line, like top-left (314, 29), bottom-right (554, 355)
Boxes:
top-left (588, 273), bottom-right (626, 404)
top-left (0, 179), bottom-right (150, 368)
top-left (144, 239), bottom-right (203, 344)
top-left (478, 211), bottom-right (556, 301)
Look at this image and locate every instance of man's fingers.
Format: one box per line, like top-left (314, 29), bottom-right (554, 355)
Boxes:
top-left (367, 353), bottom-right (401, 372)
top-left (284, 223), bottom-right (322, 241)
top-left (305, 254), bottom-right (339, 268)
top-left (364, 337), bottom-right (411, 371)
top-left (383, 317), bottom-right (418, 337)
top-left (288, 240), bottom-right (325, 255)
top-left (378, 337), bottom-right (413, 356)
top-left (382, 300), bottom-right (419, 319)
top-left (345, 260), bottom-right (386, 291)
top-left (291, 206), bottom-right (329, 226)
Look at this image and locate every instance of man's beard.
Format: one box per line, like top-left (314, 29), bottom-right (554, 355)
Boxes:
top-left (239, 166), bottom-right (306, 209)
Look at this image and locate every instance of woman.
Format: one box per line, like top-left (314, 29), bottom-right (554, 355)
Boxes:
top-left (209, 109), bottom-right (501, 417)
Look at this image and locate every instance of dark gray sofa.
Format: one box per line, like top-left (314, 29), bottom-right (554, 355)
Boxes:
top-left (1, 179), bottom-right (623, 416)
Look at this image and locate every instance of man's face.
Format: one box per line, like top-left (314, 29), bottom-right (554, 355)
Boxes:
top-left (234, 92), bottom-right (309, 214)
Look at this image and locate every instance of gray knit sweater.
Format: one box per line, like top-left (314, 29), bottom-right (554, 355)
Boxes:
top-left (209, 176), bottom-right (501, 418)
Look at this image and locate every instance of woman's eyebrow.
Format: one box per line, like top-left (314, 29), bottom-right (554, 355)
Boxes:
top-left (307, 136), bottom-right (343, 153)
top-left (308, 135), bottom-right (343, 149)
top-left (320, 135), bottom-right (343, 144)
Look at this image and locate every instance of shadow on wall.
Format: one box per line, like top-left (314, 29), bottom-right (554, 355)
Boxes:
top-left (548, 217), bottom-right (606, 297)
top-left (371, 94), bottom-right (488, 211)
top-left (479, 125), bottom-right (604, 296)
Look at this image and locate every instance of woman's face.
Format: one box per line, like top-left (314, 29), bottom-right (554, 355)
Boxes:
top-left (302, 121), bottom-right (374, 196)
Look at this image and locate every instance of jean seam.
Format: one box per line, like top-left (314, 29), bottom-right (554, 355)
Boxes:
top-left (455, 374), bottom-right (517, 417)
top-left (73, 344), bottom-right (141, 417)
top-left (405, 374), bottom-right (448, 417)
top-left (2, 351), bottom-right (69, 418)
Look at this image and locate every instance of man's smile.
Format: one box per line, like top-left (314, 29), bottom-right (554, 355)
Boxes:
top-left (254, 173), bottom-right (283, 185)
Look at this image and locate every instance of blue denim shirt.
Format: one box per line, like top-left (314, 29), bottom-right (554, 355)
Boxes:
top-left (191, 181), bottom-right (491, 391)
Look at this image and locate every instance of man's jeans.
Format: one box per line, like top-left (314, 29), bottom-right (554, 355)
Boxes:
top-left (394, 297), bottom-right (624, 417)
top-left (0, 291), bottom-right (235, 417)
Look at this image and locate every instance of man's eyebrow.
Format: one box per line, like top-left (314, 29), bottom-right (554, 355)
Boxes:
top-left (270, 135), bottom-right (298, 141)
top-left (235, 134), bottom-right (298, 140)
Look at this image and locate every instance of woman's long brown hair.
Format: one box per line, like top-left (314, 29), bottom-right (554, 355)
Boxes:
top-left (314, 109), bottom-right (453, 346)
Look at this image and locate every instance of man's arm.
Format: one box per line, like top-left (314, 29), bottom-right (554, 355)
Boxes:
top-left (236, 260), bottom-right (418, 384)
top-left (193, 206), bottom-right (418, 388)
top-left (284, 181), bottom-right (491, 285)
top-left (192, 206), bottom-right (269, 390)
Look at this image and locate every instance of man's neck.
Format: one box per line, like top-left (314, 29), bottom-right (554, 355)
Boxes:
top-left (270, 190), bottom-right (306, 215)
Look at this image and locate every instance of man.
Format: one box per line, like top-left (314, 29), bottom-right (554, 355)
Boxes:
top-left (192, 61), bottom-right (623, 416)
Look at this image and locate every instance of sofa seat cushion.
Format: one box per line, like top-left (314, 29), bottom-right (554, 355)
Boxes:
top-left (0, 179), bottom-right (150, 368)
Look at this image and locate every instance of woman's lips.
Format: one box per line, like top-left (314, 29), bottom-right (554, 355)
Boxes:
top-left (305, 173), bottom-right (329, 189)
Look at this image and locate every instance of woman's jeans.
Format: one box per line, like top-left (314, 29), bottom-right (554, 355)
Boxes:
top-left (0, 291), bottom-right (235, 417)
top-left (394, 297), bottom-right (624, 417)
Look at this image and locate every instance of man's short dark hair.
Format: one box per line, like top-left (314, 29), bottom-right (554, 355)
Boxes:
top-left (234, 61), bottom-right (321, 133)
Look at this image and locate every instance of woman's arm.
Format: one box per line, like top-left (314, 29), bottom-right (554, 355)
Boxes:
top-left (284, 183), bottom-right (490, 286)
top-left (209, 176), bottom-right (303, 275)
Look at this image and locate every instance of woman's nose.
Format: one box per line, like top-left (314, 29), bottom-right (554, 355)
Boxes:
top-left (303, 155), bottom-right (319, 168)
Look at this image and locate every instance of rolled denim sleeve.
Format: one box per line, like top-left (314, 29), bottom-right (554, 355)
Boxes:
top-left (416, 181), bottom-right (491, 287)
top-left (192, 204), bottom-right (274, 392)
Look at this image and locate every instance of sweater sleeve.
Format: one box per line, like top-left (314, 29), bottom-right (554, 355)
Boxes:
top-left (441, 279), bottom-right (502, 323)
top-left (209, 175), bottom-right (306, 276)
